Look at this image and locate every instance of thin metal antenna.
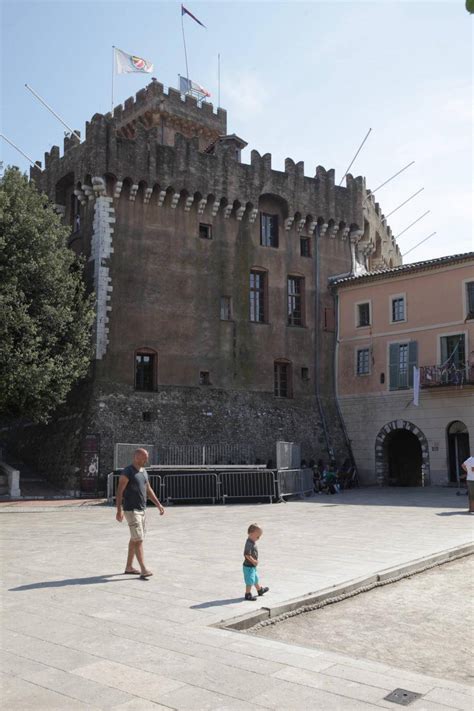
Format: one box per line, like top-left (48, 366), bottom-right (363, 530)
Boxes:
top-left (25, 84), bottom-right (81, 142)
top-left (0, 133), bottom-right (41, 169)
top-left (383, 188), bottom-right (424, 221)
top-left (218, 53), bottom-right (221, 108)
top-left (364, 161), bottom-right (415, 202)
top-left (395, 210), bottom-right (430, 239)
top-left (338, 128), bottom-right (372, 186)
top-left (402, 232), bottom-right (437, 258)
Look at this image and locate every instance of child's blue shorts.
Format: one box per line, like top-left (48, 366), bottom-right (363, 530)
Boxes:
top-left (243, 564), bottom-right (259, 586)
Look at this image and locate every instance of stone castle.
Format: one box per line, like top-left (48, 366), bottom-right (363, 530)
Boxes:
top-left (29, 78), bottom-right (401, 483)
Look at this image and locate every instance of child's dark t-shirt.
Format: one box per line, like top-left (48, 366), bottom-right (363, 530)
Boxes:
top-left (243, 538), bottom-right (258, 567)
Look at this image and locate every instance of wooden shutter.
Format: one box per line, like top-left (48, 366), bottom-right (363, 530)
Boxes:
top-left (408, 341), bottom-right (418, 387)
top-left (440, 336), bottom-right (448, 366)
top-left (389, 343), bottom-right (399, 390)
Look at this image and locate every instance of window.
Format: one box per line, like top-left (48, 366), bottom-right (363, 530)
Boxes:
top-left (389, 342), bottom-right (417, 390)
top-left (199, 223), bottom-right (212, 239)
top-left (391, 296), bottom-right (406, 323)
top-left (288, 276), bottom-right (304, 326)
top-left (440, 334), bottom-right (466, 369)
top-left (357, 302), bottom-right (371, 327)
top-left (135, 351), bottom-right (156, 391)
top-left (250, 270), bottom-right (267, 322)
top-left (220, 296), bottom-right (232, 321)
top-left (274, 361), bottom-right (292, 397)
top-left (300, 237), bottom-right (311, 257)
top-left (466, 282), bottom-right (474, 320)
top-left (199, 371), bottom-right (210, 385)
top-left (260, 213), bottom-right (279, 247)
top-left (356, 348), bottom-right (370, 375)
top-left (301, 367), bottom-right (309, 381)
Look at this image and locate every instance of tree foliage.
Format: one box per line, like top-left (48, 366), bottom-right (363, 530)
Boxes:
top-left (0, 168), bottom-right (94, 423)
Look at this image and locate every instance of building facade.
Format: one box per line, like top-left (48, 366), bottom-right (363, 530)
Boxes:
top-left (26, 79), bottom-right (401, 483)
top-left (333, 253), bottom-right (474, 486)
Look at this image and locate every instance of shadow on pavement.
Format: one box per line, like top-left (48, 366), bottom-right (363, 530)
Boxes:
top-left (301, 488), bottom-right (468, 509)
top-left (190, 597), bottom-right (244, 609)
top-left (9, 574), bottom-right (138, 591)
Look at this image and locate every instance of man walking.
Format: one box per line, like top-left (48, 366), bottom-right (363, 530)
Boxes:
top-left (116, 448), bottom-right (165, 578)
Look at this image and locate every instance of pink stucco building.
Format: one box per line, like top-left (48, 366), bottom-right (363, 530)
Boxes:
top-left (332, 252), bottom-right (474, 486)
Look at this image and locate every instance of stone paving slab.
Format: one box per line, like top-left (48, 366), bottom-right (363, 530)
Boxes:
top-left (1, 487), bottom-right (473, 710)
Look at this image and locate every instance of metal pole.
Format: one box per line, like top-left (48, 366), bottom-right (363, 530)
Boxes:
top-left (25, 84), bottom-right (81, 142)
top-left (402, 232), bottom-right (437, 258)
top-left (0, 133), bottom-right (41, 169)
top-left (364, 161), bottom-right (415, 203)
top-left (111, 46), bottom-right (115, 113)
top-left (395, 211), bottom-right (430, 239)
top-left (338, 128), bottom-right (372, 186)
top-left (218, 53), bottom-right (221, 108)
top-left (181, 11), bottom-right (190, 88)
top-left (383, 187), bottom-right (424, 220)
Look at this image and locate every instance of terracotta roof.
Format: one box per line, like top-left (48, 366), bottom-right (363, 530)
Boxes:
top-left (330, 252), bottom-right (474, 287)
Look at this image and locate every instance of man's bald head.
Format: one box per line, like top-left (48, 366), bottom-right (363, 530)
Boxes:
top-left (133, 448), bottom-right (149, 468)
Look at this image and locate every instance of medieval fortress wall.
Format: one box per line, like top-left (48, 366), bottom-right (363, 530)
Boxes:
top-left (30, 80), bottom-right (401, 474)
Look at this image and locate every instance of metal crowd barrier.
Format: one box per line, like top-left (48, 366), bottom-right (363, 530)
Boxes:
top-left (107, 468), bottom-right (311, 505)
top-left (162, 473), bottom-right (219, 504)
top-left (275, 468), bottom-right (314, 501)
top-left (220, 470), bottom-right (275, 504)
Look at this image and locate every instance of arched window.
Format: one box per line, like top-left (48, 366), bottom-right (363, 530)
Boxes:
top-left (134, 348), bottom-right (157, 391)
top-left (274, 359), bottom-right (292, 398)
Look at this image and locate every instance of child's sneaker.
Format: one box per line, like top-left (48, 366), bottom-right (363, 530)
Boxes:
top-left (245, 593), bottom-right (257, 601)
top-left (257, 587), bottom-right (269, 596)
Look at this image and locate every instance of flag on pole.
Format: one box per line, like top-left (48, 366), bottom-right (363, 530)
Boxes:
top-left (179, 76), bottom-right (211, 98)
top-left (115, 47), bottom-right (154, 74)
top-left (181, 4), bottom-right (206, 27)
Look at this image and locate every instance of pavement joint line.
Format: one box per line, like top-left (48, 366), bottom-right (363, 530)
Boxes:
top-left (218, 543), bottom-right (474, 632)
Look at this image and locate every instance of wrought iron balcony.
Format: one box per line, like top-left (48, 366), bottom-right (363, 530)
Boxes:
top-left (420, 364), bottom-right (474, 388)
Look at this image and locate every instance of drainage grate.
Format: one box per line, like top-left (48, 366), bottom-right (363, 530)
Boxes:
top-left (384, 689), bottom-right (422, 706)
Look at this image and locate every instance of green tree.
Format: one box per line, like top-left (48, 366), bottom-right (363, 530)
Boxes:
top-left (0, 167), bottom-right (94, 423)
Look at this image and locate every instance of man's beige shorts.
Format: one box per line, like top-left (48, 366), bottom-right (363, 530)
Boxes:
top-left (124, 510), bottom-right (146, 541)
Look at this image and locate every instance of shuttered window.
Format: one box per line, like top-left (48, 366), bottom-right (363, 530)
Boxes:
top-left (389, 342), bottom-right (417, 390)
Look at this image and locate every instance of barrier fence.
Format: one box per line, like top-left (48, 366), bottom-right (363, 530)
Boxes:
top-left (220, 470), bottom-right (275, 504)
top-left (275, 468), bottom-right (314, 501)
top-left (162, 473), bottom-right (219, 504)
top-left (114, 443), bottom-right (255, 469)
top-left (107, 468), bottom-right (313, 505)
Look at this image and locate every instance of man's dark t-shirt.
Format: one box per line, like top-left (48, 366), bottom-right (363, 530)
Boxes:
top-left (122, 465), bottom-right (149, 511)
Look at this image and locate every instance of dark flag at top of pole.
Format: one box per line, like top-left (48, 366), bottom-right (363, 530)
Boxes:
top-left (181, 4), bottom-right (206, 27)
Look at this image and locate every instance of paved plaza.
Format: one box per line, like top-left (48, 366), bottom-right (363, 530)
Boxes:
top-left (1, 488), bottom-right (473, 710)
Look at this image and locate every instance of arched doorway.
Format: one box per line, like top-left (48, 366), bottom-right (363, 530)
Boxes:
top-left (375, 420), bottom-right (430, 486)
top-left (385, 429), bottom-right (422, 486)
top-left (447, 421), bottom-right (470, 484)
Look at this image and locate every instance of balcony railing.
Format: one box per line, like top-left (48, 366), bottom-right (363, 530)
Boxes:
top-left (420, 364), bottom-right (474, 388)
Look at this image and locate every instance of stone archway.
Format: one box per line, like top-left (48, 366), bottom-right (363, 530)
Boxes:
top-left (375, 420), bottom-right (430, 486)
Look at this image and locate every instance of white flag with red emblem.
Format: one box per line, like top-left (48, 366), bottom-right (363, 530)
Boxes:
top-left (115, 47), bottom-right (154, 74)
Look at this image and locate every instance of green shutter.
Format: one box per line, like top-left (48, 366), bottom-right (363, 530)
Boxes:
top-left (440, 336), bottom-right (448, 366)
top-left (389, 343), bottom-right (399, 390)
top-left (408, 341), bottom-right (418, 387)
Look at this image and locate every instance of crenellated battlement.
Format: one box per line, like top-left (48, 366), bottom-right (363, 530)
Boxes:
top-left (30, 78), bottom-right (400, 268)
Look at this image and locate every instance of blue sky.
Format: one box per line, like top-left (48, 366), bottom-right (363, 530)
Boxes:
top-left (1, 0), bottom-right (472, 263)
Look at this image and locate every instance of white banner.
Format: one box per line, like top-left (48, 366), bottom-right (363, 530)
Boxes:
top-left (115, 48), bottom-right (154, 75)
top-left (413, 366), bottom-right (420, 406)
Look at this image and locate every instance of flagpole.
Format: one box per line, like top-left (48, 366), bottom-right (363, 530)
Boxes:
top-left (111, 46), bottom-right (115, 113)
top-left (24, 84), bottom-right (81, 142)
top-left (181, 10), bottom-right (190, 89)
top-left (218, 53), bottom-right (221, 108)
top-left (0, 133), bottom-right (41, 169)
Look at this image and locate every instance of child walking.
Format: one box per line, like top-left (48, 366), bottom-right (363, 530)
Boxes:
top-left (243, 523), bottom-right (269, 601)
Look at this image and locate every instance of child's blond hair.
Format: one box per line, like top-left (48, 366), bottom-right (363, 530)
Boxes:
top-left (248, 523), bottom-right (262, 535)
